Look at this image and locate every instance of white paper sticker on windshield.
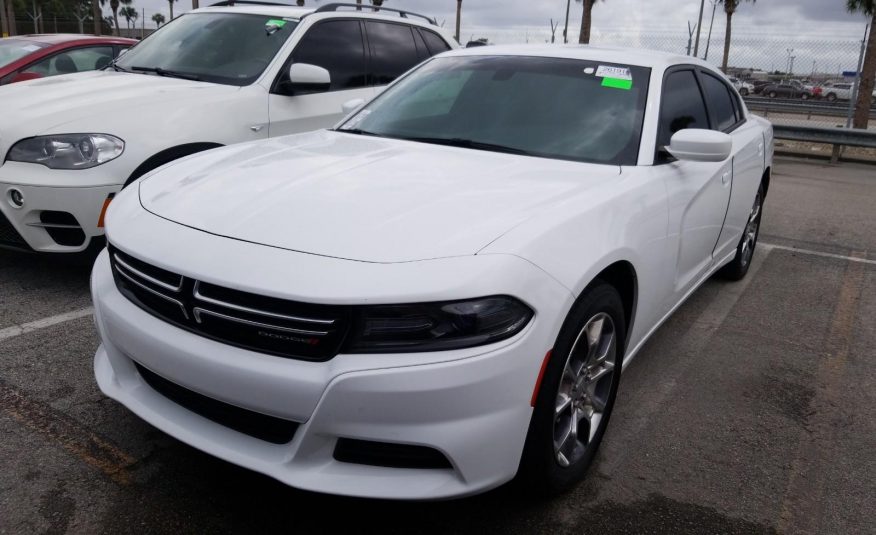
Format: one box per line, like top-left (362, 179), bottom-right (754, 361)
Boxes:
top-left (595, 66), bottom-right (632, 80)
top-left (21, 45), bottom-right (41, 52)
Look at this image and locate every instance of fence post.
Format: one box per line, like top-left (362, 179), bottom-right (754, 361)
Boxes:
top-left (830, 145), bottom-right (842, 164)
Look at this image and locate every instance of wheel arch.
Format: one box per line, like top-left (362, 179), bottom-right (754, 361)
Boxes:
top-left (587, 260), bottom-right (638, 351)
top-left (124, 142), bottom-right (224, 187)
top-left (762, 165), bottom-right (771, 199)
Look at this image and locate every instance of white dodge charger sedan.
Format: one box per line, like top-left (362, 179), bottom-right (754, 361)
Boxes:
top-left (92, 45), bottom-right (773, 499)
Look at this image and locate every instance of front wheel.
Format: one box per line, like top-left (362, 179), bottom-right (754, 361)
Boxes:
top-left (517, 282), bottom-right (625, 494)
top-left (768, 91), bottom-right (777, 98)
top-left (740, 88), bottom-right (749, 96)
top-left (826, 93), bottom-right (837, 102)
top-left (801, 93), bottom-right (810, 100)
top-left (720, 185), bottom-right (764, 281)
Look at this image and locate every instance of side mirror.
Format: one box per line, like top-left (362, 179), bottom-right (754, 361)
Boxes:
top-left (666, 129), bottom-right (732, 163)
top-left (342, 98), bottom-right (365, 115)
top-left (11, 71), bottom-right (43, 84)
top-left (286, 63), bottom-right (331, 95)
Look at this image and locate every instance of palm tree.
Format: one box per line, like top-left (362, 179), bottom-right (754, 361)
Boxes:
top-left (296, 0), bottom-right (303, 5)
top-left (370, 0), bottom-right (386, 7)
top-left (168, 0), bottom-right (177, 20)
top-left (356, 0), bottom-right (362, 9)
top-left (101, 0), bottom-right (133, 37)
top-left (455, 0), bottom-right (461, 43)
top-left (575, 0), bottom-right (603, 44)
top-left (847, 0), bottom-right (876, 128)
top-left (120, 5), bottom-right (137, 31)
top-left (151, 12), bottom-right (164, 27)
top-left (718, 0), bottom-right (756, 73)
top-left (93, 0), bottom-right (101, 34)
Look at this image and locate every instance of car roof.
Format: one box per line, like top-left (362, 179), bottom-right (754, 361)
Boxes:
top-left (11, 34), bottom-right (135, 44)
top-left (195, 5), bottom-right (314, 18)
top-left (442, 44), bottom-right (719, 73)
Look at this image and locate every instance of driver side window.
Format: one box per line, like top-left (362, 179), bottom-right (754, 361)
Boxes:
top-left (657, 69), bottom-right (710, 158)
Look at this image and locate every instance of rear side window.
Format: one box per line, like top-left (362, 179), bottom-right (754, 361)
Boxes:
top-left (701, 72), bottom-right (739, 131)
top-left (658, 70), bottom-right (709, 150)
top-left (364, 21), bottom-right (420, 86)
top-left (288, 20), bottom-right (367, 91)
top-left (419, 29), bottom-right (452, 55)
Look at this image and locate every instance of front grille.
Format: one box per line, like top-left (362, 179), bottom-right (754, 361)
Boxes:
top-left (0, 210), bottom-right (28, 249)
top-left (135, 363), bottom-right (299, 444)
top-left (108, 244), bottom-right (351, 361)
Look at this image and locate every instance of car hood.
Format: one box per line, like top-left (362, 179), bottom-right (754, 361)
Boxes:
top-left (138, 130), bottom-right (620, 263)
top-left (0, 71), bottom-right (236, 153)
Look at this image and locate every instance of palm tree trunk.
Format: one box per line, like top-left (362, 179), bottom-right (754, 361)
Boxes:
top-left (0, 0), bottom-right (9, 37)
top-left (355, 0), bottom-right (361, 11)
top-left (169, 2), bottom-right (174, 20)
top-left (721, 9), bottom-right (733, 73)
top-left (578, 0), bottom-right (593, 44)
top-left (455, 0), bottom-right (461, 43)
top-left (853, 14), bottom-right (876, 129)
top-left (192, 0), bottom-right (199, 9)
top-left (93, 0), bottom-right (101, 35)
top-left (112, 8), bottom-right (120, 36)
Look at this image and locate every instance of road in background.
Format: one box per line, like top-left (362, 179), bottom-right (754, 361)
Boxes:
top-left (0, 158), bottom-right (874, 534)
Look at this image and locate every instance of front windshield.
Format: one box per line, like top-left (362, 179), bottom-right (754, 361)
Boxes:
top-left (116, 13), bottom-right (298, 86)
top-left (340, 55), bottom-right (651, 166)
top-left (0, 39), bottom-right (47, 69)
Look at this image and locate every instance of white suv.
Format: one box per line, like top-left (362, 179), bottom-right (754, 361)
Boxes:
top-left (0, 3), bottom-right (456, 253)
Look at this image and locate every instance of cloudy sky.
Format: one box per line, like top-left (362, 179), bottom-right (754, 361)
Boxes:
top-left (122, 0), bottom-right (872, 35)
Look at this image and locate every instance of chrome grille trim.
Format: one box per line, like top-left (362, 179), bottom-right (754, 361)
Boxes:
top-left (193, 282), bottom-right (335, 325)
top-left (113, 264), bottom-right (189, 319)
top-left (192, 307), bottom-right (330, 336)
top-left (113, 253), bottom-right (183, 292)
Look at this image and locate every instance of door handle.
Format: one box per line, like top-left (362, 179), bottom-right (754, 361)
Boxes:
top-left (721, 171), bottom-right (731, 185)
top-left (757, 142), bottom-right (764, 156)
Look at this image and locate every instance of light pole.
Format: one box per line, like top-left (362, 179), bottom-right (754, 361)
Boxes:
top-left (703, 0), bottom-right (717, 60)
top-left (786, 48), bottom-right (794, 74)
top-left (563, 0), bottom-right (571, 44)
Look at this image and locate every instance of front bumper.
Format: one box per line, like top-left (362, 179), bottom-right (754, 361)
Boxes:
top-left (0, 162), bottom-right (121, 252)
top-left (91, 247), bottom-right (572, 499)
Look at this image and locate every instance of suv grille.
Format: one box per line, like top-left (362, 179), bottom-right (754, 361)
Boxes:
top-left (108, 245), bottom-right (351, 361)
top-left (0, 210), bottom-right (27, 249)
top-left (135, 363), bottom-right (299, 444)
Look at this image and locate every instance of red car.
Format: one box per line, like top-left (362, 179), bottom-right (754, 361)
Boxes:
top-left (0, 34), bottom-right (137, 86)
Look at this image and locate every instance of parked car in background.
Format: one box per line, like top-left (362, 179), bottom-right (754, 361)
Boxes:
top-left (92, 45), bottom-right (773, 499)
top-left (822, 82), bottom-right (854, 101)
top-left (728, 76), bottom-right (754, 96)
top-left (750, 80), bottom-right (771, 95)
top-left (0, 4), bottom-right (456, 254)
top-left (0, 34), bottom-right (136, 85)
top-left (762, 79), bottom-right (816, 100)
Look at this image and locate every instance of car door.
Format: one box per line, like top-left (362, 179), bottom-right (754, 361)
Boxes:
top-left (657, 67), bottom-right (733, 297)
top-left (268, 19), bottom-right (374, 136)
top-left (701, 71), bottom-right (765, 262)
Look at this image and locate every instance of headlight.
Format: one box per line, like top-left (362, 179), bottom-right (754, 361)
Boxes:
top-left (7, 134), bottom-right (124, 169)
top-left (344, 296), bottom-right (533, 353)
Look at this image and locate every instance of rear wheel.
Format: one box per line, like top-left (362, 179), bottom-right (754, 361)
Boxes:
top-left (739, 88), bottom-right (749, 96)
top-left (826, 93), bottom-right (837, 102)
top-left (801, 93), bottom-right (809, 100)
top-left (768, 91), bottom-right (777, 98)
top-left (518, 282), bottom-right (625, 494)
top-left (720, 184), bottom-right (764, 281)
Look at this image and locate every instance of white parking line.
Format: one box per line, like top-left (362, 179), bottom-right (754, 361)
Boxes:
top-left (0, 307), bottom-right (94, 342)
top-left (760, 243), bottom-right (876, 265)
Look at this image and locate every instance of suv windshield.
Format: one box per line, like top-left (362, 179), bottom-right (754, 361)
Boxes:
top-left (0, 39), bottom-right (47, 69)
top-left (116, 12), bottom-right (297, 86)
top-left (340, 56), bottom-right (651, 165)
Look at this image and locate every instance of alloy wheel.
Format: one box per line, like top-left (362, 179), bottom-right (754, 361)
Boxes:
top-left (740, 190), bottom-right (762, 268)
top-left (553, 313), bottom-right (616, 468)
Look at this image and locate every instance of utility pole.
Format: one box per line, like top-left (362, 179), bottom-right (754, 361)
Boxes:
top-left (73, 5), bottom-right (88, 34)
top-left (27, 0), bottom-right (42, 34)
top-left (93, 0), bottom-right (102, 35)
top-left (454, 0), bottom-right (461, 43)
top-left (703, 0), bottom-right (717, 60)
top-left (693, 0), bottom-right (705, 57)
top-left (141, 7), bottom-right (144, 39)
top-left (550, 18), bottom-right (558, 44)
top-left (563, 0), bottom-right (571, 44)
top-left (786, 48), bottom-right (794, 74)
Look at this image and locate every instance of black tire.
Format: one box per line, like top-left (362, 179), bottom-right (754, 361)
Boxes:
top-left (826, 93), bottom-right (837, 102)
top-left (740, 88), bottom-right (749, 97)
top-left (801, 93), bottom-right (809, 100)
top-left (719, 184), bottom-right (764, 281)
top-left (768, 91), bottom-right (777, 98)
top-left (517, 281), bottom-right (626, 495)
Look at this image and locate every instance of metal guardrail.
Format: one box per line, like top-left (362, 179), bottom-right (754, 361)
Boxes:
top-left (745, 100), bottom-right (876, 120)
top-left (773, 125), bottom-right (876, 163)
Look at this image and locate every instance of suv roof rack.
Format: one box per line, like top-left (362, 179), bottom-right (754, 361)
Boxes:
top-left (312, 3), bottom-right (436, 25)
top-left (210, 1), bottom-right (299, 6)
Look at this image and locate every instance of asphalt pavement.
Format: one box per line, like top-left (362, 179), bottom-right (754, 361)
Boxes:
top-left (0, 157), bottom-right (874, 534)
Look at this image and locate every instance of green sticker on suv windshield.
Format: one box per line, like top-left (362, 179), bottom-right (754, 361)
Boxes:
top-left (602, 77), bottom-right (632, 90)
top-left (266, 19), bottom-right (286, 28)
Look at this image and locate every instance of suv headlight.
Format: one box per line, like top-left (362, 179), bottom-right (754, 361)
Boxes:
top-left (7, 134), bottom-right (124, 169)
top-left (343, 296), bottom-right (533, 353)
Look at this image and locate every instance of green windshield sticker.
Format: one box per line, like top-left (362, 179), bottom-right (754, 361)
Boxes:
top-left (266, 19), bottom-right (286, 28)
top-left (602, 77), bottom-right (632, 90)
